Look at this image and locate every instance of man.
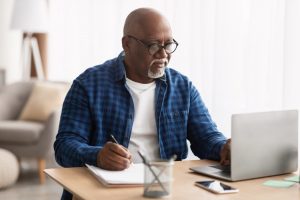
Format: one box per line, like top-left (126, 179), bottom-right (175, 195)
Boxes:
top-left (54, 8), bottom-right (230, 199)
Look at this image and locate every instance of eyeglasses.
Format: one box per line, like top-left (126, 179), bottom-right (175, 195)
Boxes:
top-left (127, 35), bottom-right (178, 55)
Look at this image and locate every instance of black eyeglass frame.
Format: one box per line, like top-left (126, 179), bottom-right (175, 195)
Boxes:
top-left (126, 35), bottom-right (179, 55)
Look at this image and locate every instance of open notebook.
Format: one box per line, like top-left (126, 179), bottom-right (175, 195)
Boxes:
top-left (86, 163), bottom-right (144, 187)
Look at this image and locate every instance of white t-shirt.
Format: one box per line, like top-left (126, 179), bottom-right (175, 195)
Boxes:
top-left (126, 78), bottom-right (160, 163)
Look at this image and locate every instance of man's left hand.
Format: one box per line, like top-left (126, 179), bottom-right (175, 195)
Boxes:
top-left (220, 139), bottom-right (231, 165)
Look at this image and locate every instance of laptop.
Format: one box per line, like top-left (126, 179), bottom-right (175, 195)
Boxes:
top-left (190, 110), bottom-right (298, 181)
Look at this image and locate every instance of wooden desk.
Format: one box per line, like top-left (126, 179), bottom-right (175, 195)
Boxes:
top-left (45, 160), bottom-right (299, 200)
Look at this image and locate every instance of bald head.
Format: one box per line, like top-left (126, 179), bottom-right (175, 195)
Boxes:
top-left (121, 8), bottom-right (174, 83)
top-left (123, 8), bottom-right (172, 38)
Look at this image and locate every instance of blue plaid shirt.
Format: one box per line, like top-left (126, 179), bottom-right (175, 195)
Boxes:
top-left (54, 52), bottom-right (227, 168)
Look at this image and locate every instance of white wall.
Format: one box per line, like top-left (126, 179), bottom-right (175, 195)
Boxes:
top-left (0, 0), bottom-right (22, 83)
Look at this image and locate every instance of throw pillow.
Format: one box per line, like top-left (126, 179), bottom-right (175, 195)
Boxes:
top-left (19, 82), bottom-right (68, 122)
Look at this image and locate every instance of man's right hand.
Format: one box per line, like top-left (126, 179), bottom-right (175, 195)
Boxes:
top-left (220, 139), bottom-right (231, 165)
top-left (97, 142), bottom-right (132, 171)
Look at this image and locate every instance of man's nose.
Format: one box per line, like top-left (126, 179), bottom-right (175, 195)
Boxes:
top-left (155, 47), bottom-right (168, 58)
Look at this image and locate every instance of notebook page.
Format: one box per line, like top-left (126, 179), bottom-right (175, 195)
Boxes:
top-left (86, 163), bottom-right (144, 185)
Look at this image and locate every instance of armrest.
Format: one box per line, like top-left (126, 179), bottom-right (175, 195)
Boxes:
top-left (37, 108), bottom-right (62, 156)
top-left (45, 108), bottom-right (62, 132)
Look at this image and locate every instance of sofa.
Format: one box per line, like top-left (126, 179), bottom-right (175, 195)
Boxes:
top-left (0, 80), bottom-right (69, 184)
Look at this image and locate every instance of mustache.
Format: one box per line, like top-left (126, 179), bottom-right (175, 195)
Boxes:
top-left (150, 58), bottom-right (169, 66)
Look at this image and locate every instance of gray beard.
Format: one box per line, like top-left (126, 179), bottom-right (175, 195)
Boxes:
top-left (147, 58), bottom-right (168, 79)
top-left (148, 67), bottom-right (165, 79)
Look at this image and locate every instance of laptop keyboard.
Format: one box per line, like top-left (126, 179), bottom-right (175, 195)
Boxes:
top-left (210, 165), bottom-right (231, 172)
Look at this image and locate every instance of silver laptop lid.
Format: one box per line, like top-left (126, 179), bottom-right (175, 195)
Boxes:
top-left (231, 110), bottom-right (298, 181)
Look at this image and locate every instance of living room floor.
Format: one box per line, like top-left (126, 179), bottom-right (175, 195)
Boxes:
top-left (0, 156), bottom-right (62, 200)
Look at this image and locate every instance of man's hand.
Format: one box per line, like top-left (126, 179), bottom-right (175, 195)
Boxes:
top-left (97, 142), bottom-right (132, 170)
top-left (220, 139), bottom-right (231, 165)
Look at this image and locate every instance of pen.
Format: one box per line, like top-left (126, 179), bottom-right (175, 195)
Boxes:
top-left (110, 134), bottom-right (119, 144)
top-left (110, 134), bottom-right (132, 164)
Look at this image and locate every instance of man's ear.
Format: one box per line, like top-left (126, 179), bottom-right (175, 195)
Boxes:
top-left (122, 36), bottom-right (130, 53)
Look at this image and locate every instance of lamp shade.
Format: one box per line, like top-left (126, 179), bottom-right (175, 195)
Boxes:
top-left (10, 0), bottom-right (48, 33)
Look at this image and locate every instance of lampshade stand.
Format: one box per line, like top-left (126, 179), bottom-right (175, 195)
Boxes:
top-left (22, 33), bottom-right (45, 80)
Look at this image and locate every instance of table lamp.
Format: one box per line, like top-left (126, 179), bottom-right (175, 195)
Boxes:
top-left (10, 0), bottom-right (48, 80)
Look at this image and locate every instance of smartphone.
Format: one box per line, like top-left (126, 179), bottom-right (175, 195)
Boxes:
top-left (195, 180), bottom-right (238, 194)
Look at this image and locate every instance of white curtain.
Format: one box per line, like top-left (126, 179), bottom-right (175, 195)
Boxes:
top-left (48, 0), bottom-right (300, 142)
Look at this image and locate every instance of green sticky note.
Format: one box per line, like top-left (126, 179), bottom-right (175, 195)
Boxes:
top-left (284, 176), bottom-right (300, 183)
top-left (263, 180), bottom-right (295, 188)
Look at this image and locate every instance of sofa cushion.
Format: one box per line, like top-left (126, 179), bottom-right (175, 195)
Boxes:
top-left (0, 82), bottom-right (34, 120)
top-left (0, 121), bottom-right (43, 144)
top-left (19, 82), bottom-right (68, 122)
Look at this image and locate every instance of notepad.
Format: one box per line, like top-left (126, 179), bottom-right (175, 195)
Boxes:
top-left (263, 180), bottom-right (295, 188)
top-left (86, 163), bottom-right (144, 187)
top-left (284, 176), bottom-right (300, 183)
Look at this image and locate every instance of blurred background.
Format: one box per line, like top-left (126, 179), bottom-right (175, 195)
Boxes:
top-left (0, 0), bottom-right (299, 199)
